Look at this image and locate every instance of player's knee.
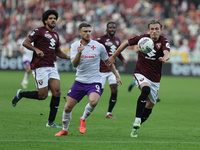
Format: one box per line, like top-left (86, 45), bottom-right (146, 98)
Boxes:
top-left (52, 90), bottom-right (61, 97)
top-left (38, 94), bottom-right (48, 100)
top-left (89, 100), bottom-right (98, 107)
top-left (64, 105), bottom-right (73, 113)
top-left (141, 86), bottom-right (150, 96)
top-left (111, 88), bottom-right (118, 94)
top-left (145, 100), bottom-right (154, 109)
top-left (110, 84), bottom-right (118, 94)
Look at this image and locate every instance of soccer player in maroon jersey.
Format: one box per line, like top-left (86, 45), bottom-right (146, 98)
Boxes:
top-left (108, 20), bottom-right (170, 137)
top-left (12, 9), bottom-right (70, 128)
top-left (97, 22), bottom-right (127, 119)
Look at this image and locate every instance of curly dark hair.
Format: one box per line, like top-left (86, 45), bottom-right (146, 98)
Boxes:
top-left (42, 9), bottom-right (58, 26)
top-left (107, 22), bottom-right (116, 28)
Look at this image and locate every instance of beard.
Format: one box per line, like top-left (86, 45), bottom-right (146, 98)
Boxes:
top-left (47, 22), bottom-right (56, 29)
top-left (108, 32), bottom-right (115, 37)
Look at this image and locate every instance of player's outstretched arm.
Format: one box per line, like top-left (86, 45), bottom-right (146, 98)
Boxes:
top-left (104, 59), bottom-right (122, 85)
top-left (117, 53), bottom-right (127, 67)
top-left (158, 50), bottom-right (170, 63)
top-left (108, 40), bottom-right (129, 65)
top-left (55, 47), bottom-right (70, 59)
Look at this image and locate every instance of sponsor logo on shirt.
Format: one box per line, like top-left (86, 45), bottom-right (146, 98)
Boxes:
top-left (109, 45), bottom-right (117, 55)
top-left (30, 31), bottom-right (35, 36)
top-left (145, 56), bottom-right (156, 60)
top-left (49, 38), bottom-right (56, 49)
top-left (81, 54), bottom-right (97, 58)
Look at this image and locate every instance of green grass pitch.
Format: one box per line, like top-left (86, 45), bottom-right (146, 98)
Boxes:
top-left (0, 71), bottom-right (199, 150)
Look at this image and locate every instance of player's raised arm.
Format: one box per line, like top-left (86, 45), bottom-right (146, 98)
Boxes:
top-left (72, 44), bottom-right (84, 67)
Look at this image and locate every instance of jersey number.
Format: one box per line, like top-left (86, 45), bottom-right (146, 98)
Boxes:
top-left (95, 85), bottom-right (100, 92)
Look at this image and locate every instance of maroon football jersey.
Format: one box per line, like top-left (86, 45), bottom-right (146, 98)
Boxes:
top-left (28, 26), bottom-right (60, 69)
top-left (128, 34), bottom-right (170, 82)
top-left (97, 34), bottom-right (125, 72)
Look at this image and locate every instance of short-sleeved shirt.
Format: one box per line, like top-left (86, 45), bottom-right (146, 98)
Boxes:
top-left (97, 34), bottom-right (125, 72)
top-left (70, 40), bottom-right (108, 84)
top-left (28, 26), bottom-right (60, 69)
top-left (128, 34), bottom-right (170, 82)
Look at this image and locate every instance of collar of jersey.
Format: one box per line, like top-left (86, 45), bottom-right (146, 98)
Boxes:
top-left (79, 39), bottom-right (93, 46)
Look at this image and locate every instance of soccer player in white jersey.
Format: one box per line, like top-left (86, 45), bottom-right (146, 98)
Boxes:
top-left (19, 37), bottom-right (33, 89)
top-left (55, 22), bottom-right (122, 136)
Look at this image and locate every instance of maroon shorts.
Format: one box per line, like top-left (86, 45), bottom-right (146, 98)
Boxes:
top-left (67, 80), bottom-right (102, 102)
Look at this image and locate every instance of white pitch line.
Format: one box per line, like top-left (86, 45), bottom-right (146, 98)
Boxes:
top-left (0, 140), bottom-right (200, 144)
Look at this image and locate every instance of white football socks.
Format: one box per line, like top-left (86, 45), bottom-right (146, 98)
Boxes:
top-left (81, 103), bottom-right (96, 120)
top-left (23, 72), bottom-right (29, 82)
top-left (62, 111), bottom-right (71, 131)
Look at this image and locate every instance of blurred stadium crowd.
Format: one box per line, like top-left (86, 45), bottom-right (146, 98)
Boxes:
top-left (0, 0), bottom-right (200, 63)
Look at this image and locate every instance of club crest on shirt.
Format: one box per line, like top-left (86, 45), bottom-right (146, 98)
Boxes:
top-left (91, 45), bottom-right (96, 50)
top-left (116, 41), bottom-right (119, 46)
top-left (54, 34), bottom-right (58, 40)
top-left (38, 80), bottom-right (43, 85)
top-left (140, 78), bottom-right (144, 82)
top-left (155, 43), bottom-right (161, 49)
top-left (45, 33), bottom-right (52, 39)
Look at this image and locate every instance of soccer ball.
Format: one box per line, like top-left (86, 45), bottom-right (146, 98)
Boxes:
top-left (137, 37), bottom-right (154, 54)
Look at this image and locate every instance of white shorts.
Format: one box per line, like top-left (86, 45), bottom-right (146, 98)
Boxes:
top-left (134, 73), bottom-right (160, 104)
top-left (100, 71), bottom-right (118, 89)
top-left (32, 67), bottom-right (60, 89)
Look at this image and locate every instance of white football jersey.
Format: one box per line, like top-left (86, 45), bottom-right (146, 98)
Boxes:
top-left (20, 39), bottom-right (33, 62)
top-left (70, 40), bottom-right (108, 83)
